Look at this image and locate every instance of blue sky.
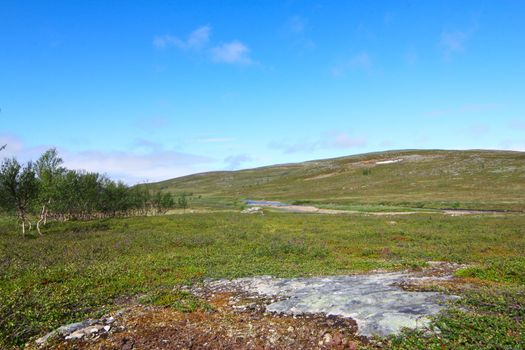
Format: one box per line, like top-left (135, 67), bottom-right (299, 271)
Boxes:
top-left (1, 1), bottom-right (524, 183)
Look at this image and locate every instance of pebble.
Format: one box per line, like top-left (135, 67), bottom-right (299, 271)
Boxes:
top-left (65, 330), bottom-right (85, 340)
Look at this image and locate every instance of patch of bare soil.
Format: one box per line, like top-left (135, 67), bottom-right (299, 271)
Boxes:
top-left (39, 262), bottom-right (468, 350)
top-left (42, 293), bottom-right (365, 350)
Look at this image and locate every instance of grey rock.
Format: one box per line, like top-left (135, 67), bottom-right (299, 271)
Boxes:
top-left (35, 318), bottom-right (98, 345)
top-left (56, 319), bottom-right (98, 336)
top-left (206, 272), bottom-right (458, 337)
top-left (65, 330), bottom-right (85, 340)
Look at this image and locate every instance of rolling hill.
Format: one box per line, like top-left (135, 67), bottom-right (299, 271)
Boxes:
top-left (149, 149), bottom-right (525, 211)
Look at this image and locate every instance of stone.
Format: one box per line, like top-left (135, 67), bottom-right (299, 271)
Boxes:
top-left (65, 330), bottom-right (85, 340)
top-left (88, 326), bottom-right (101, 334)
top-left (205, 271), bottom-right (458, 337)
top-left (35, 318), bottom-right (99, 345)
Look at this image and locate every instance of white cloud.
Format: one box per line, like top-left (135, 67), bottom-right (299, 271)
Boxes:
top-left (210, 41), bottom-right (253, 65)
top-left (0, 134), bottom-right (24, 155)
top-left (0, 134), bottom-right (213, 184)
top-left (154, 25), bottom-right (256, 65)
top-left (153, 25), bottom-right (211, 50)
top-left (0, 134), bottom-right (50, 161)
top-left (331, 52), bottom-right (372, 77)
top-left (62, 149), bottom-right (212, 184)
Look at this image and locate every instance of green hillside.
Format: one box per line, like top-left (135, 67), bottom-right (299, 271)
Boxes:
top-left (150, 149), bottom-right (525, 211)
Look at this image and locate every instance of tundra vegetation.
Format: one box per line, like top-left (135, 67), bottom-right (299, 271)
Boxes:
top-left (0, 150), bottom-right (524, 349)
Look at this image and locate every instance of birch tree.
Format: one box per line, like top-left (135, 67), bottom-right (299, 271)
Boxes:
top-left (35, 148), bottom-right (64, 233)
top-left (0, 158), bottom-right (39, 235)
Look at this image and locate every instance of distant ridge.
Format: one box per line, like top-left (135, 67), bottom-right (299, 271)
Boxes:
top-left (148, 149), bottom-right (525, 211)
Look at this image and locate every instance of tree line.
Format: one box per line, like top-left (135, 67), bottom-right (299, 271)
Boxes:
top-left (0, 148), bottom-right (187, 235)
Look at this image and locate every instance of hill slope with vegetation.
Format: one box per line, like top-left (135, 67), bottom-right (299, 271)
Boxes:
top-left (151, 149), bottom-right (525, 211)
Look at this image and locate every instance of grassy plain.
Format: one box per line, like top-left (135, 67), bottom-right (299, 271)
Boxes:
top-left (1, 212), bottom-right (525, 348)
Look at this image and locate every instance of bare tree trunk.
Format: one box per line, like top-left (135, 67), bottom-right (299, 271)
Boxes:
top-left (18, 210), bottom-right (26, 236)
top-left (37, 205), bottom-right (46, 235)
top-left (43, 204), bottom-right (49, 225)
top-left (20, 215), bottom-right (25, 236)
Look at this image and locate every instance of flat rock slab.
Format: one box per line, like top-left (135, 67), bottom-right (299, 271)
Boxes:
top-left (205, 272), bottom-right (458, 337)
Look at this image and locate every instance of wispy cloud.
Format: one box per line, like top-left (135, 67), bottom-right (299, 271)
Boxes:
top-left (154, 26), bottom-right (255, 66)
top-left (270, 131), bottom-right (366, 154)
top-left (0, 134), bottom-right (51, 161)
top-left (224, 154), bottom-right (252, 170)
top-left (210, 41), bottom-right (253, 65)
top-left (331, 52), bottom-right (372, 77)
top-left (439, 24), bottom-right (477, 61)
top-left (153, 25), bottom-right (211, 50)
